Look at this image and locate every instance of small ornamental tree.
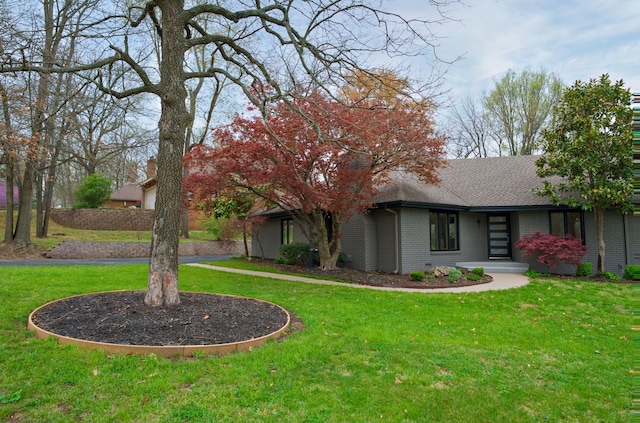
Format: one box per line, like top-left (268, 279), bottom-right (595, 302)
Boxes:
top-left (515, 231), bottom-right (587, 272)
top-left (184, 87), bottom-right (447, 270)
top-left (73, 174), bottom-right (113, 209)
top-left (198, 189), bottom-right (256, 258)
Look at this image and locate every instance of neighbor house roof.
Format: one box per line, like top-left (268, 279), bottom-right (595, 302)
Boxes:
top-left (111, 183), bottom-right (142, 201)
top-left (375, 155), bottom-right (563, 211)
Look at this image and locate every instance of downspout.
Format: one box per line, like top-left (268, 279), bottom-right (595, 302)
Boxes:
top-left (385, 208), bottom-right (399, 274)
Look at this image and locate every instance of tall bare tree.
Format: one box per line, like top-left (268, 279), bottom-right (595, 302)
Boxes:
top-left (447, 96), bottom-right (493, 158)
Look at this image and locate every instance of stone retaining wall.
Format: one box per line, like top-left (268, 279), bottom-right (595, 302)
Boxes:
top-left (51, 209), bottom-right (155, 231)
top-left (45, 240), bottom-right (246, 259)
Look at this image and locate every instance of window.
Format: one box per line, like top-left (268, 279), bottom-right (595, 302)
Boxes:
top-left (430, 211), bottom-right (458, 251)
top-left (281, 218), bottom-right (294, 245)
top-left (549, 210), bottom-right (584, 240)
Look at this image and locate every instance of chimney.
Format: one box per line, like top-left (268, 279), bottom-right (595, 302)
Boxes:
top-left (146, 156), bottom-right (157, 179)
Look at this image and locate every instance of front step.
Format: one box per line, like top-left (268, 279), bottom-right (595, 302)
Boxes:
top-left (456, 261), bottom-right (529, 275)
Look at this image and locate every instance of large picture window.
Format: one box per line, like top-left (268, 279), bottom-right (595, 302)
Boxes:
top-left (281, 218), bottom-right (294, 245)
top-left (430, 211), bottom-right (459, 251)
top-left (549, 210), bottom-right (584, 240)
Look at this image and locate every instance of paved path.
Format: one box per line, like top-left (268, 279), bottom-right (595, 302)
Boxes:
top-left (186, 263), bottom-right (530, 293)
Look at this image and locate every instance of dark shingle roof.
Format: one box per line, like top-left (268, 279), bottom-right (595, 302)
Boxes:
top-left (375, 155), bottom-right (560, 210)
top-left (111, 183), bottom-right (142, 201)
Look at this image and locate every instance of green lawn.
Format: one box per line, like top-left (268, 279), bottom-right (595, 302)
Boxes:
top-left (0, 264), bottom-right (634, 422)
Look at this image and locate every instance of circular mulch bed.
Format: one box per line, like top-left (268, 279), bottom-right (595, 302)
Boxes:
top-left (28, 291), bottom-right (290, 357)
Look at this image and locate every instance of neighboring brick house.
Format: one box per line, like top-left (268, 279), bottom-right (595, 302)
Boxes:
top-left (253, 155), bottom-right (640, 275)
top-left (141, 156), bottom-right (157, 210)
top-left (105, 183), bottom-right (142, 208)
top-left (140, 156), bottom-right (206, 230)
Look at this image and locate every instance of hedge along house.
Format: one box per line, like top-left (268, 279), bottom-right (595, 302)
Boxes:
top-left (252, 155), bottom-right (639, 276)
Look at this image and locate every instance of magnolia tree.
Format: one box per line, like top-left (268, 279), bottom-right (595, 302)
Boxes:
top-left (184, 87), bottom-right (447, 270)
top-left (536, 74), bottom-right (633, 273)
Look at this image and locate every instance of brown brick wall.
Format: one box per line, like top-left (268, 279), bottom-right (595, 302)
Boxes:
top-left (45, 240), bottom-right (246, 259)
top-left (50, 208), bottom-right (207, 231)
top-left (51, 209), bottom-right (155, 231)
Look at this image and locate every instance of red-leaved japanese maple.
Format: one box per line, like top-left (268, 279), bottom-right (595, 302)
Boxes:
top-left (515, 231), bottom-right (588, 271)
top-left (185, 89), bottom-right (447, 270)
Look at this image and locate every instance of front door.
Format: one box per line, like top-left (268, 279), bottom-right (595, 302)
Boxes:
top-left (487, 214), bottom-right (512, 259)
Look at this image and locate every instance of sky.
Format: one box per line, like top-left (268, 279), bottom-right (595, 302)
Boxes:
top-left (394, 0), bottom-right (640, 104)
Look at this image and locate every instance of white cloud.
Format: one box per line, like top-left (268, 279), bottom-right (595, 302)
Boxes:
top-left (418, 0), bottom-right (640, 101)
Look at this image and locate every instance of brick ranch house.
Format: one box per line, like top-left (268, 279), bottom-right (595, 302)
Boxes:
top-left (252, 155), bottom-right (640, 276)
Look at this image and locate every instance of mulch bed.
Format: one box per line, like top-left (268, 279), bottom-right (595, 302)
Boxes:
top-left (31, 291), bottom-right (290, 346)
top-left (251, 259), bottom-right (494, 289)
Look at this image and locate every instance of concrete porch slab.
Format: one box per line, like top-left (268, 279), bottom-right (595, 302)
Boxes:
top-left (456, 261), bottom-right (529, 275)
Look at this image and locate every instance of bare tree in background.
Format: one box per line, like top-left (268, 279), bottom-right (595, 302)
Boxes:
top-left (447, 97), bottom-right (493, 158)
top-left (448, 67), bottom-right (563, 157)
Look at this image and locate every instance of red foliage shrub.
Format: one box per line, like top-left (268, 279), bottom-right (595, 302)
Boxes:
top-left (515, 231), bottom-right (587, 268)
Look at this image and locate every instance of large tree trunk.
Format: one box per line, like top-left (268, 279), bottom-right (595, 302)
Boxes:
top-left (3, 158), bottom-right (15, 243)
top-left (594, 207), bottom-right (605, 273)
top-left (144, 0), bottom-right (188, 307)
top-left (35, 171), bottom-right (44, 238)
top-left (13, 163), bottom-right (34, 247)
top-left (1, 84), bottom-right (15, 243)
top-left (313, 211), bottom-right (341, 271)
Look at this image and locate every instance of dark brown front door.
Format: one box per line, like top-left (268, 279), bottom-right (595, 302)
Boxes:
top-left (488, 214), bottom-right (512, 259)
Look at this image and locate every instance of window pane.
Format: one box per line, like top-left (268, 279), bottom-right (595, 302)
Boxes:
top-left (448, 214), bottom-right (458, 250)
top-left (429, 211), bottom-right (459, 251)
top-left (438, 213), bottom-right (447, 250)
top-left (567, 212), bottom-right (582, 239)
top-left (550, 212), bottom-right (564, 237)
top-left (429, 213), bottom-right (437, 250)
top-left (282, 219), bottom-right (293, 244)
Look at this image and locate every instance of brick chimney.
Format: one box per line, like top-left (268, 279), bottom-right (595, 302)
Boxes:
top-left (146, 156), bottom-right (157, 179)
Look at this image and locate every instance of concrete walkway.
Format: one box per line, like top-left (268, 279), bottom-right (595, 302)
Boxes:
top-left (186, 263), bottom-right (530, 293)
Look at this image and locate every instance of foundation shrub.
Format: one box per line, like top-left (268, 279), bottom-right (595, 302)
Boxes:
top-left (576, 262), bottom-right (592, 277)
top-left (279, 243), bottom-right (311, 265)
top-left (410, 271), bottom-right (425, 281)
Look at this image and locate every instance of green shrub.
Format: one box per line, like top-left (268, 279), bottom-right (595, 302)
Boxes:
top-left (73, 173), bottom-right (113, 208)
top-left (447, 276), bottom-right (458, 283)
top-left (410, 271), bottom-right (425, 281)
top-left (623, 265), bottom-right (640, 280)
top-left (447, 268), bottom-right (462, 279)
top-left (426, 273), bottom-right (435, 279)
top-left (466, 273), bottom-right (481, 281)
top-left (202, 217), bottom-right (225, 240)
top-left (596, 271), bottom-right (619, 281)
top-left (274, 257), bottom-right (285, 264)
top-left (524, 269), bottom-right (549, 278)
top-left (471, 267), bottom-right (484, 277)
top-left (279, 243), bottom-right (310, 265)
top-left (576, 262), bottom-right (592, 277)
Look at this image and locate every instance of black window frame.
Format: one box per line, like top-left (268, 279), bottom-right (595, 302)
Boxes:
top-left (548, 210), bottom-right (585, 241)
top-left (429, 210), bottom-right (459, 251)
top-left (281, 218), bottom-right (294, 245)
